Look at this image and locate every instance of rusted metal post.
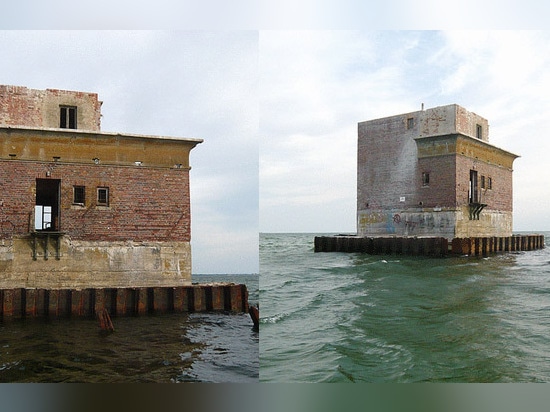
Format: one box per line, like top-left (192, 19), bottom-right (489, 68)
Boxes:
top-left (98, 308), bottom-right (114, 332)
top-left (211, 285), bottom-right (225, 311)
top-left (193, 286), bottom-right (207, 312)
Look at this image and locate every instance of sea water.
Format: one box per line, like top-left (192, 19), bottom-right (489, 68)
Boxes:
top-left (260, 232), bottom-right (550, 382)
top-left (0, 273), bottom-right (258, 383)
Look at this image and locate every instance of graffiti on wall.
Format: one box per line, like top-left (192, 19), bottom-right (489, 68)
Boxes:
top-left (389, 213), bottom-right (418, 234)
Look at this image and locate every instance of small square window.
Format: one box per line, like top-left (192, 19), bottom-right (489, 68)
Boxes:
top-left (97, 187), bottom-right (109, 206)
top-left (407, 117), bottom-right (414, 129)
top-left (73, 186), bottom-right (85, 205)
top-left (422, 172), bottom-right (430, 186)
top-left (60, 106), bottom-right (77, 129)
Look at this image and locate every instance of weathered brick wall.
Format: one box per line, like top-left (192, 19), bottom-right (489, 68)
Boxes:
top-left (455, 105), bottom-right (489, 141)
top-left (455, 155), bottom-right (513, 212)
top-left (0, 85), bottom-right (102, 131)
top-left (357, 111), bottom-right (420, 213)
top-left (418, 104), bottom-right (489, 141)
top-left (0, 159), bottom-right (193, 287)
top-left (357, 104), bottom-right (516, 238)
top-left (0, 160), bottom-right (191, 242)
top-left (417, 155), bottom-right (456, 208)
top-left (0, 86), bottom-right (199, 288)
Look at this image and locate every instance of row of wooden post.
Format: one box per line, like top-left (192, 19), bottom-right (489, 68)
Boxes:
top-left (314, 234), bottom-right (545, 256)
top-left (0, 283), bottom-right (249, 321)
top-left (314, 236), bottom-right (449, 256)
top-left (451, 235), bottom-right (545, 256)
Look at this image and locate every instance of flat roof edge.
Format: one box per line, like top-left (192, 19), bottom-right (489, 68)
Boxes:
top-left (0, 125), bottom-right (203, 144)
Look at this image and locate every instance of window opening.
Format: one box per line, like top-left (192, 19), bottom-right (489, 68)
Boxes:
top-left (97, 187), bottom-right (109, 206)
top-left (422, 172), bottom-right (430, 186)
top-left (73, 186), bottom-right (85, 205)
top-left (476, 124), bottom-right (482, 139)
top-left (60, 106), bottom-right (77, 129)
top-left (469, 170), bottom-right (478, 204)
top-left (468, 169), bottom-right (487, 220)
top-left (407, 117), bottom-right (414, 129)
top-left (35, 179), bottom-right (61, 231)
top-left (487, 177), bottom-right (492, 190)
top-left (481, 175), bottom-right (485, 189)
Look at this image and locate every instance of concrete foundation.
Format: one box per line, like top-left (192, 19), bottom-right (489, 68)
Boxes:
top-left (0, 236), bottom-right (191, 288)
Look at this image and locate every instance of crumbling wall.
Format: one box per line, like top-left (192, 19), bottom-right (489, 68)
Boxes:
top-left (0, 85), bottom-right (102, 131)
top-left (0, 238), bottom-right (191, 288)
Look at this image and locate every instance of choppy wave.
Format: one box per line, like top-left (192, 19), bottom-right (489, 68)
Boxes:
top-left (260, 232), bottom-right (550, 382)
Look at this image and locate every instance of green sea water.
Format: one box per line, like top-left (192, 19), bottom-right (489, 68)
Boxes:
top-left (260, 232), bottom-right (550, 382)
top-left (0, 273), bottom-right (258, 383)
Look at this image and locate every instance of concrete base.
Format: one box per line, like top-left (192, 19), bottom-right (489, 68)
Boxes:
top-left (0, 235), bottom-right (191, 288)
top-left (357, 208), bottom-right (513, 239)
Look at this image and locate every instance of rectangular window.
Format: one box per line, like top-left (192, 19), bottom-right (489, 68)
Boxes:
top-left (476, 124), bottom-right (482, 139)
top-left (487, 177), bottom-right (492, 190)
top-left (73, 186), bottom-right (85, 205)
top-left (422, 172), bottom-right (430, 186)
top-left (469, 170), bottom-right (478, 203)
top-left (481, 175), bottom-right (485, 189)
top-left (407, 117), bottom-right (414, 129)
top-left (97, 187), bottom-right (109, 206)
top-left (60, 106), bottom-right (77, 129)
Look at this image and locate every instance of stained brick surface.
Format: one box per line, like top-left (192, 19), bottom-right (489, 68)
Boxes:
top-left (0, 160), bottom-right (191, 242)
top-left (357, 104), bottom-right (518, 238)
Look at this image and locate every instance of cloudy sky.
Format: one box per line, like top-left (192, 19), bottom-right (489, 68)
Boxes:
top-left (0, 31), bottom-right (258, 274)
top-left (260, 30), bottom-right (550, 233)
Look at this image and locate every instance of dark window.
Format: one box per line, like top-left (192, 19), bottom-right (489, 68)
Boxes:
top-left (487, 177), bottom-right (492, 190)
top-left (73, 186), bottom-right (85, 205)
top-left (407, 117), bottom-right (414, 129)
top-left (469, 170), bottom-right (478, 203)
top-left (422, 172), bottom-right (430, 186)
top-left (60, 106), bottom-right (77, 129)
top-left (481, 175), bottom-right (485, 189)
top-left (476, 124), bottom-right (482, 139)
top-left (97, 187), bottom-right (109, 206)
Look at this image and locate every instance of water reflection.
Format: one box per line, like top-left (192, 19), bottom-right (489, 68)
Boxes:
top-left (0, 311), bottom-right (258, 383)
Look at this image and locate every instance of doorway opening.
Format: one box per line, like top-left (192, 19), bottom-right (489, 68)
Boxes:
top-left (35, 179), bottom-right (61, 231)
top-left (469, 170), bottom-right (478, 204)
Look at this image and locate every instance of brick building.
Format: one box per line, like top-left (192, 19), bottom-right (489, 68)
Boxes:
top-left (357, 104), bottom-right (519, 239)
top-left (0, 85), bottom-right (202, 288)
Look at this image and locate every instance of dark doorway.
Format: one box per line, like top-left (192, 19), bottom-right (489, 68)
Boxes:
top-left (35, 179), bottom-right (61, 231)
top-left (469, 170), bottom-right (478, 204)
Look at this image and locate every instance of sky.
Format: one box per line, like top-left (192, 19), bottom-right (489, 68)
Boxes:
top-left (0, 31), bottom-right (258, 274)
top-left (260, 30), bottom-right (550, 233)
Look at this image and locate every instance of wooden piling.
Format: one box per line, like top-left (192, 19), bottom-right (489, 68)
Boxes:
top-left (0, 283), bottom-right (250, 321)
top-left (98, 308), bottom-right (114, 332)
top-left (173, 287), bottom-right (191, 312)
top-left (313, 234), bottom-right (545, 257)
top-left (211, 285), bottom-right (225, 311)
top-left (195, 286), bottom-right (208, 312)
